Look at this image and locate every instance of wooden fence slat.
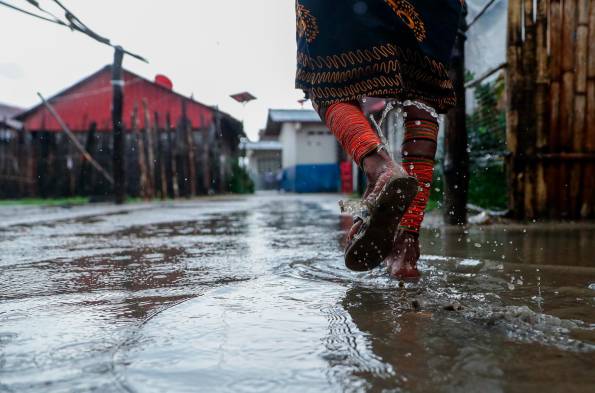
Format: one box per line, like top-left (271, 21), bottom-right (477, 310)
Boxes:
top-left (571, 95), bottom-right (587, 215)
top-left (142, 99), bottom-right (156, 199)
top-left (588, 0), bottom-right (595, 78)
top-left (154, 112), bottom-right (168, 200)
top-left (561, 0), bottom-right (577, 72)
top-left (550, 1), bottom-right (563, 80)
top-left (132, 103), bottom-right (149, 200)
top-left (166, 113), bottom-right (180, 199)
top-left (575, 24), bottom-right (589, 94)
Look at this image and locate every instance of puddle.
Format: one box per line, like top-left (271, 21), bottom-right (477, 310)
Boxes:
top-left (0, 194), bottom-right (594, 392)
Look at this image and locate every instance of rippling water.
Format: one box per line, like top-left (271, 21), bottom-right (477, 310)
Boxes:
top-left (1, 194), bottom-right (594, 392)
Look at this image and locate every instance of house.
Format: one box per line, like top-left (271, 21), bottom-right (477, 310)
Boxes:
top-left (261, 109), bottom-right (344, 193)
top-left (8, 65), bottom-right (244, 198)
top-left (242, 139), bottom-right (282, 190)
top-left (0, 102), bottom-right (23, 132)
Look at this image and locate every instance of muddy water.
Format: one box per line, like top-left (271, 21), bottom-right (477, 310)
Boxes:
top-left (0, 194), bottom-right (594, 393)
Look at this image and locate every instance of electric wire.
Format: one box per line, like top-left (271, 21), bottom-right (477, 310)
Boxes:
top-left (0, 0), bottom-right (147, 62)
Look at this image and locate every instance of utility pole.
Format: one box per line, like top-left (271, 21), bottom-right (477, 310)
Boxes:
top-left (112, 46), bottom-right (125, 204)
top-left (442, 8), bottom-right (469, 226)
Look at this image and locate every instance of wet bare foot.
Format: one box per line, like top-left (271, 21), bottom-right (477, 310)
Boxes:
top-left (345, 150), bottom-right (408, 244)
top-left (386, 230), bottom-right (421, 279)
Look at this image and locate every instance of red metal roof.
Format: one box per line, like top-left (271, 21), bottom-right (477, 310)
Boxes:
top-left (17, 66), bottom-right (215, 132)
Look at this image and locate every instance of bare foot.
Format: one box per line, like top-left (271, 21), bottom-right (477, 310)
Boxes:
top-left (386, 230), bottom-right (421, 279)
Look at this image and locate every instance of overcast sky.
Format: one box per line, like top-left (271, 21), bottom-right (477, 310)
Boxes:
top-left (0, 0), bottom-right (306, 140)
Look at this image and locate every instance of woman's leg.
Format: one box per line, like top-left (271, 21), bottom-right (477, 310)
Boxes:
top-left (321, 101), bottom-right (417, 270)
top-left (320, 101), bottom-right (403, 194)
top-left (386, 102), bottom-right (439, 278)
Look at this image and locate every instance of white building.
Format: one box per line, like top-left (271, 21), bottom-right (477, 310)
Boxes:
top-left (261, 109), bottom-right (343, 193)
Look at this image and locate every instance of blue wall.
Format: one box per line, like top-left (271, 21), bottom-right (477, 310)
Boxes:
top-left (281, 164), bottom-right (340, 193)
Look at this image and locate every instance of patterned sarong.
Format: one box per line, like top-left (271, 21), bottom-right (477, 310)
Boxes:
top-left (295, 0), bottom-right (464, 113)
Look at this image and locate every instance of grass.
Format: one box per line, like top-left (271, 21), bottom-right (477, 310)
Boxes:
top-left (0, 196), bottom-right (90, 207)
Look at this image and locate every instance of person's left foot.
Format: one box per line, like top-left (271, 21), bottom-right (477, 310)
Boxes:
top-left (385, 230), bottom-right (421, 279)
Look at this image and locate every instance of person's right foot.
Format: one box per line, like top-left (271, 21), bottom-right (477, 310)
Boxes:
top-left (385, 230), bottom-right (421, 279)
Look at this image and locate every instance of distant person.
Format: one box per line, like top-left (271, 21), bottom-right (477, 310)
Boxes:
top-left (295, 0), bottom-right (463, 278)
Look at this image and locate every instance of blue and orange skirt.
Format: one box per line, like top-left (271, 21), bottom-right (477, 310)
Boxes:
top-left (295, 0), bottom-right (464, 113)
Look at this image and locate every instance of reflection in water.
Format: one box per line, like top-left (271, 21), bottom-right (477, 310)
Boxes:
top-left (423, 223), bottom-right (595, 267)
top-left (0, 195), bottom-right (594, 392)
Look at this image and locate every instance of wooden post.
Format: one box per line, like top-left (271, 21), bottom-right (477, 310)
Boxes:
top-left (580, 0), bottom-right (595, 217)
top-left (559, 0), bottom-right (577, 217)
top-left (520, 0), bottom-right (536, 218)
top-left (78, 122), bottom-right (97, 195)
top-left (182, 102), bottom-right (197, 197)
top-left (534, 0), bottom-right (549, 216)
top-left (142, 99), bottom-right (156, 198)
top-left (572, 0), bottom-right (589, 217)
top-left (154, 112), bottom-right (168, 200)
top-left (442, 9), bottom-right (469, 226)
top-left (506, 0), bottom-right (524, 218)
top-left (112, 46), bottom-right (125, 204)
top-left (548, 0), bottom-right (563, 218)
top-left (203, 128), bottom-right (212, 194)
top-left (17, 128), bottom-right (26, 197)
top-left (132, 103), bottom-right (149, 199)
top-left (166, 113), bottom-right (180, 198)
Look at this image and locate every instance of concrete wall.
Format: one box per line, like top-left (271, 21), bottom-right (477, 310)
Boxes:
top-left (280, 123), bottom-right (298, 168)
top-left (295, 124), bottom-right (337, 165)
top-left (279, 122), bottom-right (340, 193)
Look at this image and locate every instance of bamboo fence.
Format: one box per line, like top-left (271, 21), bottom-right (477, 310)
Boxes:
top-left (0, 102), bottom-right (237, 200)
top-left (507, 0), bottom-right (595, 219)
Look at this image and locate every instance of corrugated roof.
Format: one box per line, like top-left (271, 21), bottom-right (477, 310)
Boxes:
top-left (15, 66), bottom-right (241, 133)
top-left (0, 103), bottom-right (23, 119)
top-left (264, 109), bottom-right (322, 137)
top-left (268, 109), bottom-right (320, 123)
top-left (0, 103), bottom-right (23, 130)
top-left (242, 140), bottom-right (282, 151)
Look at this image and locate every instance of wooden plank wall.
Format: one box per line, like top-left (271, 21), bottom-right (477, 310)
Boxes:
top-left (507, 0), bottom-right (595, 219)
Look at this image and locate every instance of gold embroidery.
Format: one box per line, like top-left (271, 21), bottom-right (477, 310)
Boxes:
top-left (296, 44), bottom-right (448, 76)
top-left (296, 60), bottom-right (401, 85)
top-left (296, 2), bottom-right (319, 43)
top-left (295, 44), bottom-right (456, 111)
top-left (384, 0), bottom-right (427, 42)
top-left (302, 84), bottom-right (456, 112)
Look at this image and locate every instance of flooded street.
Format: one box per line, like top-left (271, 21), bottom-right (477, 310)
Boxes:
top-left (1, 193), bottom-right (594, 393)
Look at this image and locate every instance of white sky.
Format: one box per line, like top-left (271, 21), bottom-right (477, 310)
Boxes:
top-left (0, 0), bottom-right (308, 140)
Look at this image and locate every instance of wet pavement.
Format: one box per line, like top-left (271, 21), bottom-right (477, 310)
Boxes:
top-left (1, 193), bottom-right (594, 393)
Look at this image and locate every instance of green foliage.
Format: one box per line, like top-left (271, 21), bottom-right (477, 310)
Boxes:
top-left (467, 76), bottom-right (507, 155)
top-left (468, 162), bottom-right (507, 209)
top-left (0, 197), bottom-right (90, 206)
top-left (465, 73), bottom-right (508, 210)
top-left (429, 162), bottom-right (507, 212)
top-left (229, 159), bottom-right (255, 194)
